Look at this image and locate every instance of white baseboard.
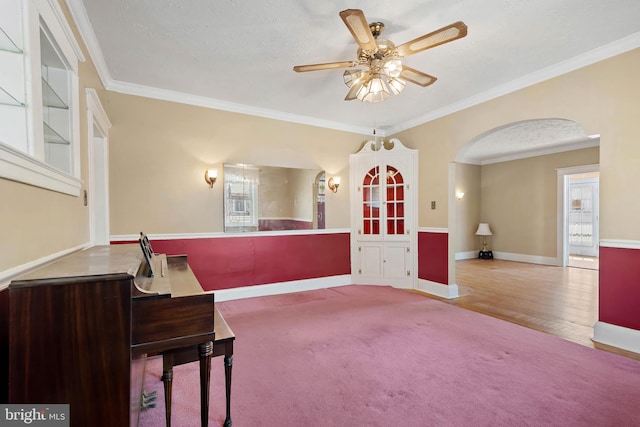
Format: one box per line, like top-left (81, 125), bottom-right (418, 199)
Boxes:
top-left (593, 321), bottom-right (640, 354)
top-left (492, 251), bottom-right (557, 266)
top-left (416, 279), bottom-right (459, 299)
top-left (455, 251), bottom-right (557, 265)
top-left (213, 274), bottom-right (352, 302)
top-left (0, 242), bottom-right (91, 290)
top-left (456, 251), bottom-right (477, 260)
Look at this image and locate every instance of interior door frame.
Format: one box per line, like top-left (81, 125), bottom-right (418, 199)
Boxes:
top-left (86, 89), bottom-right (112, 246)
top-left (556, 163), bottom-right (599, 266)
top-left (567, 175), bottom-right (599, 257)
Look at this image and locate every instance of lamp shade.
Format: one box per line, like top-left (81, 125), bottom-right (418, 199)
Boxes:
top-left (475, 223), bottom-right (493, 236)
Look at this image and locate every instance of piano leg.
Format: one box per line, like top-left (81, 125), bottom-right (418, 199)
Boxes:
top-left (224, 354), bottom-right (233, 427)
top-left (199, 341), bottom-right (213, 427)
top-left (161, 355), bottom-right (175, 427)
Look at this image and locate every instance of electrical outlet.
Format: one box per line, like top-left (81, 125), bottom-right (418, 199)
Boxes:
top-left (431, 201), bottom-right (436, 210)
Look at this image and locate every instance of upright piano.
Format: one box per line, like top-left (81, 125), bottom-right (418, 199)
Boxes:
top-left (8, 244), bottom-right (215, 427)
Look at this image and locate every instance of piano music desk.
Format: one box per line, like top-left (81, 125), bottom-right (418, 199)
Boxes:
top-left (161, 307), bottom-right (235, 427)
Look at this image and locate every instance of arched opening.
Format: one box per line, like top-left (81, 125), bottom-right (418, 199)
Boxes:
top-left (450, 118), bottom-right (600, 346)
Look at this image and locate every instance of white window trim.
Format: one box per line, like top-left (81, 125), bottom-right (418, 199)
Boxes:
top-left (0, 0), bottom-right (84, 196)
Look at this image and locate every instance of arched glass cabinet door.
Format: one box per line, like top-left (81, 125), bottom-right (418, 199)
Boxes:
top-left (361, 165), bottom-right (406, 238)
top-left (385, 166), bottom-right (405, 236)
top-left (362, 166), bottom-right (381, 236)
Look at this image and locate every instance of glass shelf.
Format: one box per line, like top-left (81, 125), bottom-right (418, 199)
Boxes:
top-left (42, 78), bottom-right (68, 109)
top-left (43, 122), bottom-right (70, 145)
top-left (0, 85), bottom-right (24, 107)
top-left (0, 27), bottom-right (22, 54)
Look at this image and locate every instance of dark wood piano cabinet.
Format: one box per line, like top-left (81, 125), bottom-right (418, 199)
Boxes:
top-left (7, 244), bottom-right (215, 427)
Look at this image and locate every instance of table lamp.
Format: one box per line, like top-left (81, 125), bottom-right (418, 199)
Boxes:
top-left (475, 223), bottom-right (493, 259)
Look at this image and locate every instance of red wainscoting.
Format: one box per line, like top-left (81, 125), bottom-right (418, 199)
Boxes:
top-left (599, 246), bottom-right (640, 331)
top-left (418, 231), bottom-right (448, 285)
top-left (116, 232), bottom-right (351, 291)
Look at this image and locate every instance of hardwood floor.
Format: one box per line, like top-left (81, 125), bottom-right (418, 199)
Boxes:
top-left (424, 258), bottom-right (640, 361)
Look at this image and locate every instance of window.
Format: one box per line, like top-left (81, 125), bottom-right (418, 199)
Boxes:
top-left (0, 0), bottom-right (84, 196)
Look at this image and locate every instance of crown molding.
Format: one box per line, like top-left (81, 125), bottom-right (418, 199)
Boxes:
top-left (64, 0), bottom-right (113, 86)
top-left (106, 79), bottom-right (372, 135)
top-left (386, 31), bottom-right (640, 135)
top-left (64, 1), bottom-right (640, 137)
top-left (47, 0), bottom-right (85, 62)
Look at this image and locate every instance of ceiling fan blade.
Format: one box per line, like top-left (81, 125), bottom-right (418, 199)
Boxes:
top-left (293, 61), bottom-right (358, 72)
top-left (395, 21), bottom-right (468, 57)
top-left (400, 66), bottom-right (437, 87)
top-left (339, 9), bottom-right (378, 52)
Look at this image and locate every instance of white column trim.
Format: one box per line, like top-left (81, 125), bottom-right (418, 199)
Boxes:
top-left (86, 88), bottom-right (111, 246)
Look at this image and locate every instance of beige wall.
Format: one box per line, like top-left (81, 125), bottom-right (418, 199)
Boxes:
top-left (481, 147), bottom-right (599, 257)
top-left (289, 168), bottom-right (319, 221)
top-left (2, 9), bottom-right (639, 280)
top-left (0, 1), bottom-right (106, 275)
top-left (258, 167), bottom-right (318, 221)
top-left (455, 163), bottom-right (481, 253)
top-left (392, 123), bottom-right (453, 228)
top-left (393, 48), bottom-right (640, 244)
top-left (259, 167), bottom-right (294, 219)
top-left (105, 92), bottom-right (359, 235)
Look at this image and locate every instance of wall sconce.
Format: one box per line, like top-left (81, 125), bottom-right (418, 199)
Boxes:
top-left (204, 169), bottom-right (217, 188)
top-left (456, 192), bottom-right (465, 200)
top-left (328, 177), bottom-right (341, 193)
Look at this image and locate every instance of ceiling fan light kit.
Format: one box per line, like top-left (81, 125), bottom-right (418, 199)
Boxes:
top-left (293, 9), bottom-right (468, 103)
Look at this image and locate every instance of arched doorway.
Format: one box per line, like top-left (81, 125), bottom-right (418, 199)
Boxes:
top-left (448, 118), bottom-right (601, 346)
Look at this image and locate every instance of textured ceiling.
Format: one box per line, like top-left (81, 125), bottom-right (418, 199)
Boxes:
top-left (457, 119), bottom-right (598, 164)
top-left (68, 0), bottom-right (640, 158)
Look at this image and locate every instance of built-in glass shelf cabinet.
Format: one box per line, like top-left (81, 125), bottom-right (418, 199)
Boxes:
top-left (0, 8), bottom-right (28, 154)
top-left (0, 22), bottom-right (24, 107)
top-left (41, 29), bottom-right (72, 172)
top-left (0, 0), bottom-right (83, 195)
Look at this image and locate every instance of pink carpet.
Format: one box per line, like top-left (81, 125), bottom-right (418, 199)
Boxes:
top-left (139, 285), bottom-right (640, 426)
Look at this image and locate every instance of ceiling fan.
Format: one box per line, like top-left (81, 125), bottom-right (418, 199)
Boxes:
top-left (293, 9), bottom-right (468, 103)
